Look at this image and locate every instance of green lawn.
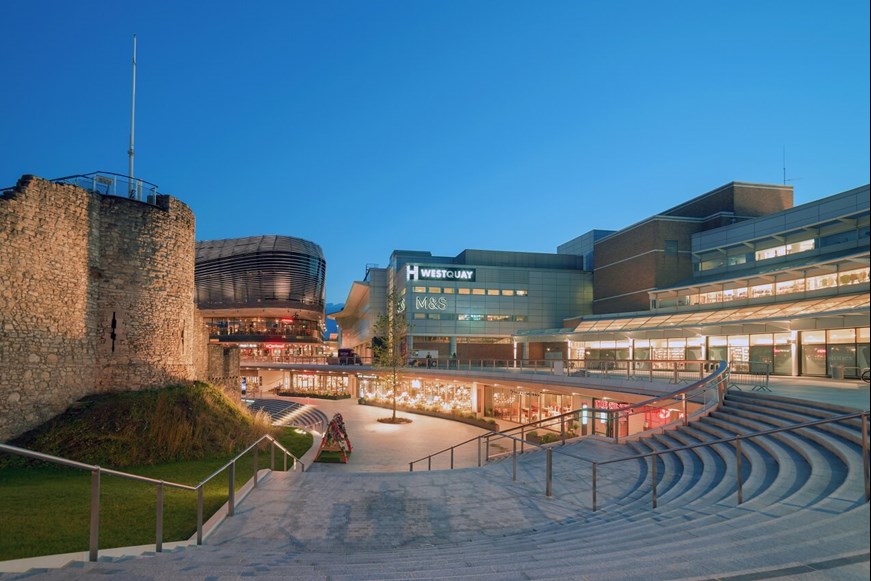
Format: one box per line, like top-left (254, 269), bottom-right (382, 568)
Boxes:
top-left (0, 428), bottom-right (312, 561)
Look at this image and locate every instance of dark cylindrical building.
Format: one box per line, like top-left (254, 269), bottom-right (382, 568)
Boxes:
top-left (195, 235), bottom-right (327, 360)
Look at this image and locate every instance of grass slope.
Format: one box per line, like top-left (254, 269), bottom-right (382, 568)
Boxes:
top-left (6, 382), bottom-right (274, 466)
top-left (0, 383), bottom-right (314, 561)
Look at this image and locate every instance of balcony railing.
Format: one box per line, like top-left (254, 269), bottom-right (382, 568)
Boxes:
top-left (52, 171), bottom-right (160, 204)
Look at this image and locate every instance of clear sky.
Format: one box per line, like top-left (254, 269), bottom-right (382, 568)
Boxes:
top-left (1, 1), bottom-right (868, 305)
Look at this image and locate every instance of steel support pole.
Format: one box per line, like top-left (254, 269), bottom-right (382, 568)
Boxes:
top-left (253, 445), bottom-right (259, 488)
top-left (196, 487), bottom-right (204, 545)
top-left (862, 413), bottom-right (869, 502)
top-left (155, 482), bottom-right (164, 552)
top-left (545, 448), bottom-right (553, 497)
top-left (592, 463), bottom-right (598, 511)
top-left (651, 455), bottom-right (658, 509)
top-left (89, 468), bottom-right (101, 562)
top-left (736, 439), bottom-right (744, 505)
top-left (228, 461), bottom-right (236, 517)
top-left (512, 439), bottom-right (517, 481)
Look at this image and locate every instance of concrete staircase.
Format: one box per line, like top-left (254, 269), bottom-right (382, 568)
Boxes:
top-left (245, 398), bottom-right (329, 433)
top-left (4, 392), bottom-right (868, 580)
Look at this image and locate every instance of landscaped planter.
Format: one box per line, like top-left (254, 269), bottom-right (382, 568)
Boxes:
top-left (276, 392), bottom-right (352, 400)
top-left (360, 400), bottom-right (499, 431)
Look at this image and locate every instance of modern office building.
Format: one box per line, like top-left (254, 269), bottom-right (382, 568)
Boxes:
top-left (195, 235), bottom-right (327, 359)
top-left (517, 183), bottom-right (870, 378)
top-left (331, 249), bottom-right (593, 361)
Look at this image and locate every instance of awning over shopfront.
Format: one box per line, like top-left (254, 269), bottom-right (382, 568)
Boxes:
top-left (515, 293), bottom-right (870, 342)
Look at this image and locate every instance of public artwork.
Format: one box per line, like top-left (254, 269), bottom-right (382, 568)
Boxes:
top-left (316, 413), bottom-right (353, 462)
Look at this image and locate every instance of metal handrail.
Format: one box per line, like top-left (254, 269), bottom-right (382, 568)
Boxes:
top-left (0, 433), bottom-right (304, 562)
top-left (409, 361), bottom-right (729, 474)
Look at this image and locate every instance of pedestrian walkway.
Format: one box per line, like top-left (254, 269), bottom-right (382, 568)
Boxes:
top-left (2, 378), bottom-right (867, 579)
top-left (284, 396), bottom-right (492, 472)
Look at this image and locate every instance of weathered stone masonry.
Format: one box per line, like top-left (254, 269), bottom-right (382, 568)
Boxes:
top-left (0, 175), bottom-right (214, 441)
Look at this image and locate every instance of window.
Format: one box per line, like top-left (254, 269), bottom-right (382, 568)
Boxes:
top-left (775, 279), bottom-right (805, 296)
top-left (443, 287), bottom-right (455, 294)
top-left (472, 289), bottom-right (485, 295)
top-left (428, 286), bottom-right (441, 293)
top-left (755, 238), bottom-right (815, 261)
top-left (516, 290), bottom-right (528, 296)
top-left (838, 267), bottom-right (870, 286)
top-left (413, 313), bottom-right (426, 319)
top-left (458, 288), bottom-right (471, 295)
top-left (807, 273), bottom-right (837, 291)
top-left (502, 289), bottom-right (515, 296)
top-left (487, 289), bottom-right (500, 296)
top-left (413, 286), bottom-right (426, 293)
top-left (750, 283), bottom-right (773, 298)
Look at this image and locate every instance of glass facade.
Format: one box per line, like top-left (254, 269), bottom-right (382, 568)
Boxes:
top-left (657, 267), bottom-right (869, 308)
top-left (567, 326), bottom-right (869, 378)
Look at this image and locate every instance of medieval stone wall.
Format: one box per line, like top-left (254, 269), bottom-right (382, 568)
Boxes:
top-left (0, 175), bottom-right (208, 440)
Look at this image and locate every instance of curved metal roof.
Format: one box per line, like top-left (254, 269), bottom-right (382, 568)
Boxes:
top-left (196, 235), bottom-right (324, 262)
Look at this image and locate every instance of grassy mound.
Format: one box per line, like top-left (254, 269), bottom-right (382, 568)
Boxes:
top-left (7, 382), bottom-right (275, 467)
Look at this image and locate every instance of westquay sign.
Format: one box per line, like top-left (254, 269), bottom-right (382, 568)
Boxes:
top-left (406, 264), bottom-right (476, 282)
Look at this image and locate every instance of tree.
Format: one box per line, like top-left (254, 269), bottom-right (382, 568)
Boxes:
top-left (372, 288), bottom-right (411, 423)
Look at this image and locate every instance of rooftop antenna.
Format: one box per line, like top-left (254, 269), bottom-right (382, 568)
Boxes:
top-left (128, 34), bottom-right (137, 199)
top-left (782, 145), bottom-right (800, 186)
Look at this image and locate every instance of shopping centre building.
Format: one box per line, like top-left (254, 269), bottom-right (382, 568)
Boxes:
top-left (330, 249), bottom-right (593, 362)
top-left (517, 182), bottom-right (870, 378)
top-left (334, 181), bottom-right (869, 379)
top-left (195, 235), bottom-right (328, 366)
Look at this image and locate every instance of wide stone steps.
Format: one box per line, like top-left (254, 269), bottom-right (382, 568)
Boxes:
top-left (4, 392), bottom-right (867, 580)
top-left (245, 398), bottom-right (329, 433)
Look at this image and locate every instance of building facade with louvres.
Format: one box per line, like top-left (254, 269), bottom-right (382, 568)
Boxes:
top-left (195, 235), bottom-right (327, 362)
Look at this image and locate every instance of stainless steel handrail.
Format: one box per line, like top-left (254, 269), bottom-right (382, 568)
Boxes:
top-left (0, 433), bottom-right (304, 562)
top-left (409, 361), bottom-right (729, 472)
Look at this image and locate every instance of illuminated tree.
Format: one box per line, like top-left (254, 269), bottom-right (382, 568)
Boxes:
top-left (372, 288), bottom-right (411, 423)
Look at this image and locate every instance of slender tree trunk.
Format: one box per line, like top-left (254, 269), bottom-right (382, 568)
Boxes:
top-left (391, 366), bottom-right (397, 421)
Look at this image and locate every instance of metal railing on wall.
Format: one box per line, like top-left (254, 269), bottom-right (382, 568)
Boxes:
top-left (52, 171), bottom-right (160, 204)
top-left (0, 434), bottom-right (303, 562)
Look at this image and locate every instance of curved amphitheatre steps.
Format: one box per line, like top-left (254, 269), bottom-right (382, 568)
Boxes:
top-left (7, 392), bottom-right (868, 580)
top-left (245, 398), bottom-right (329, 433)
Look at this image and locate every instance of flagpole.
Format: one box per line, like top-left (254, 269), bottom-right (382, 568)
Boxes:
top-left (128, 34), bottom-right (137, 199)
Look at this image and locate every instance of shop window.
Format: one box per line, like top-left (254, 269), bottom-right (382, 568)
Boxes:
top-left (800, 330), bottom-right (827, 375)
top-left (750, 283), bottom-right (773, 298)
top-left (807, 273), bottom-right (837, 291)
top-left (838, 267), bottom-right (870, 287)
top-left (775, 279), bottom-right (805, 296)
top-left (722, 287), bottom-right (748, 302)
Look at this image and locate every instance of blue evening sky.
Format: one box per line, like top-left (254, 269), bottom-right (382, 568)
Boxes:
top-left (1, 1), bottom-right (868, 305)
